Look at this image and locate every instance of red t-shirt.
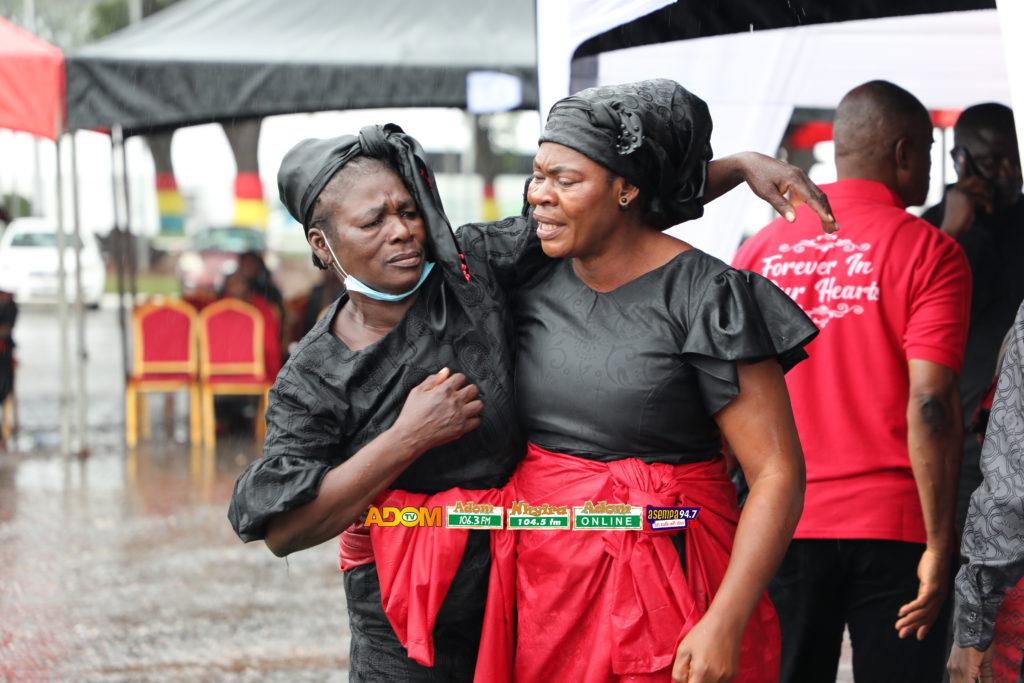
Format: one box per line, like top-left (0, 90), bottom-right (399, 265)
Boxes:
top-left (732, 179), bottom-right (971, 543)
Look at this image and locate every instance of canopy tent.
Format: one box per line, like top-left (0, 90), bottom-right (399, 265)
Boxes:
top-left (0, 18), bottom-right (82, 456)
top-left (536, 0), bottom-right (1018, 261)
top-left (0, 17), bottom-right (65, 139)
top-left (62, 0), bottom-right (538, 454)
top-left (65, 0), bottom-right (537, 136)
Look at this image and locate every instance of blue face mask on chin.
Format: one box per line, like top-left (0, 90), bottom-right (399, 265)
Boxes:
top-left (324, 240), bottom-right (434, 302)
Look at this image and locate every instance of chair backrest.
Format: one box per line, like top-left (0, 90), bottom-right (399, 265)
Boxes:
top-left (132, 299), bottom-right (199, 375)
top-left (197, 298), bottom-right (265, 379)
top-left (182, 292), bottom-right (215, 312)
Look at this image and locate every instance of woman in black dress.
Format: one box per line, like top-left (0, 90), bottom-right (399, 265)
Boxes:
top-left (228, 125), bottom-right (535, 682)
top-left (511, 79), bottom-right (816, 683)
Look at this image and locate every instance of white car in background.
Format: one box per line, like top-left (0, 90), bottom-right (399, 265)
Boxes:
top-left (0, 217), bottom-right (107, 308)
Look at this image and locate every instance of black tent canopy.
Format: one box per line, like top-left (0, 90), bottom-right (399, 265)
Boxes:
top-left (66, 0), bottom-right (537, 135)
top-left (536, 0), bottom-right (1010, 261)
top-left (574, 0), bottom-right (995, 61)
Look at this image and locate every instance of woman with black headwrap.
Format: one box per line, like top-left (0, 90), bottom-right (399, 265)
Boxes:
top-left (228, 103), bottom-right (830, 681)
top-left (228, 126), bottom-right (529, 682)
top-left (508, 79), bottom-right (816, 682)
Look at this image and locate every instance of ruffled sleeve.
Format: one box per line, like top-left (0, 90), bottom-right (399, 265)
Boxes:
top-left (227, 353), bottom-right (345, 543)
top-left (682, 267), bottom-right (818, 415)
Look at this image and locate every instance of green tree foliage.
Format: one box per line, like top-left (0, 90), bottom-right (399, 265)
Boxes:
top-left (88, 0), bottom-right (129, 40)
top-left (90, 0), bottom-right (180, 41)
top-left (0, 0), bottom-right (98, 48)
top-left (0, 0), bottom-right (179, 48)
top-left (2, 193), bottom-right (33, 220)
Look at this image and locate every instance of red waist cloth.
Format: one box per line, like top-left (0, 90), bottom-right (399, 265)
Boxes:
top-left (337, 486), bottom-right (516, 681)
top-left (993, 579), bottom-right (1024, 682)
top-left (512, 442), bottom-right (780, 683)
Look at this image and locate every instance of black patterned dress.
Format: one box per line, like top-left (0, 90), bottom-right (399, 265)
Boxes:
top-left (510, 250), bottom-right (817, 681)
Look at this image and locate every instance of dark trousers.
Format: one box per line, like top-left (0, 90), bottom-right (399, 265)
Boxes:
top-left (343, 530), bottom-right (490, 683)
top-left (0, 345), bottom-right (12, 404)
top-left (769, 539), bottom-right (953, 683)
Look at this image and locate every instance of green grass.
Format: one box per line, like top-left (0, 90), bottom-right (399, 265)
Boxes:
top-left (104, 273), bottom-right (180, 295)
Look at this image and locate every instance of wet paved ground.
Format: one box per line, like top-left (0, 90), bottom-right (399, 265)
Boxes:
top-left (1, 305), bottom-right (854, 682)
top-left (2, 307), bottom-right (348, 681)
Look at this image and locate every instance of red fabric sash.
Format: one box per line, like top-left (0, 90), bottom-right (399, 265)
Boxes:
top-left (337, 486), bottom-right (516, 681)
top-left (992, 577), bottom-right (1024, 680)
top-left (512, 442), bottom-right (780, 683)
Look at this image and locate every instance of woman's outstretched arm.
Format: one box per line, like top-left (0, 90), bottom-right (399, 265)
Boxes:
top-left (707, 152), bottom-right (838, 234)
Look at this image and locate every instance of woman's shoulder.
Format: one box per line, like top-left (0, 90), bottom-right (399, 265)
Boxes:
top-left (268, 323), bottom-right (353, 424)
top-left (655, 247), bottom-right (735, 301)
top-left (280, 301), bottom-right (345, 376)
top-left (674, 247), bottom-right (731, 275)
top-left (673, 248), bottom-right (790, 294)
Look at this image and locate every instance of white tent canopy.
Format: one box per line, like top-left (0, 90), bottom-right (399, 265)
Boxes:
top-left (536, 4), bottom-right (1018, 261)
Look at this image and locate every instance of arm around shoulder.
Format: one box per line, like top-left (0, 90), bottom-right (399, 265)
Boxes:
top-left (454, 215), bottom-right (546, 292)
top-left (706, 152), bottom-right (837, 233)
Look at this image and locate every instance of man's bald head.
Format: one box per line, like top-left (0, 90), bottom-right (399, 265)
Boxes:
top-left (834, 80), bottom-right (933, 206)
top-left (835, 81), bottom-right (931, 162)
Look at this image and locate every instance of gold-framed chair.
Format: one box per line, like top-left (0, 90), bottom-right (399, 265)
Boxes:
top-left (197, 298), bottom-right (272, 448)
top-left (125, 298), bottom-right (201, 447)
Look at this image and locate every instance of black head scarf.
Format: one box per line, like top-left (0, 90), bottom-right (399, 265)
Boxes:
top-left (539, 78), bottom-right (713, 227)
top-left (277, 124), bottom-right (466, 279)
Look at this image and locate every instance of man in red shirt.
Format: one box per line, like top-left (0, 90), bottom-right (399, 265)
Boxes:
top-left (733, 80), bottom-right (972, 682)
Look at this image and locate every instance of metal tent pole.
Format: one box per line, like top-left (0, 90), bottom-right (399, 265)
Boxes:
top-left (71, 132), bottom-right (87, 457)
top-left (111, 127), bottom-right (130, 388)
top-left (120, 134), bottom-right (138, 306)
top-left (55, 135), bottom-right (71, 458)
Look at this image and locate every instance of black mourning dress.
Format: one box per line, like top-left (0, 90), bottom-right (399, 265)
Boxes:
top-left (514, 249), bottom-right (816, 465)
top-left (228, 215), bottom-right (541, 682)
top-left (509, 247), bottom-right (816, 681)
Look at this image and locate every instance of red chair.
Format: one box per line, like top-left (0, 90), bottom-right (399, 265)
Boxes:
top-left (197, 298), bottom-right (272, 447)
top-left (126, 299), bottom-right (200, 447)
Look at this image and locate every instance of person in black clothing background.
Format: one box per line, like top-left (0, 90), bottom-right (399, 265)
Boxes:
top-left (923, 103), bottom-right (1024, 529)
top-left (0, 289), bottom-right (16, 450)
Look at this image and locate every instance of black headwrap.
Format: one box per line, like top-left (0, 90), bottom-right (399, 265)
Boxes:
top-left (277, 124), bottom-right (466, 280)
top-left (539, 78), bottom-right (713, 227)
